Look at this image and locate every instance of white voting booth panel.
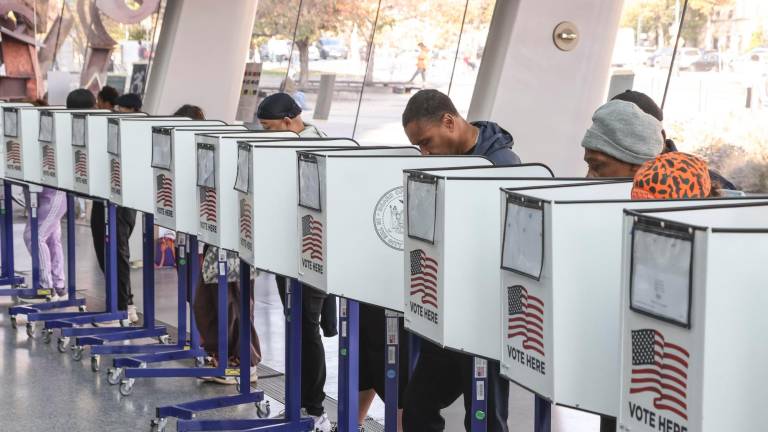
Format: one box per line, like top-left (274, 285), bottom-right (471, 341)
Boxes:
top-left (3, 106), bottom-right (65, 184)
top-left (71, 112), bottom-right (147, 198)
top-left (500, 186), bottom-right (768, 418)
top-left (296, 148), bottom-right (489, 310)
top-left (152, 125), bottom-right (247, 232)
top-left (618, 203), bottom-right (768, 432)
top-left (108, 117), bottom-right (224, 212)
top-left (235, 138), bottom-right (359, 273)
top-left (0, 102), bottom-right (32, 179)
top-left (38, 109), bottom-right (110, 190)
top-left (403, 170), bottom-right (619, 361)
top-left (196, 131), bottom-right (297, 251)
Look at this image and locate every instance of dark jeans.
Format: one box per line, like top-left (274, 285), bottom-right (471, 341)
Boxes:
top-left (403, 341), bottom-right (509, 432)
top-left (276, 275), bottom-right (327, 417)
top-left (358, 302), bottom-right (409, 408)
top-left (90, 201), bottom-right (136, 310)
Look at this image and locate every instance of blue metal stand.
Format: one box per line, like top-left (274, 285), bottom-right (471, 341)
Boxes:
top-left (534, 396), bottom-right (551, 432)
top-left (383, 310), bottom-right (400, 432)
top-left (0, 182), bottom-right (45, 298)
top-left (337, 298), bottom-right (360, 432)
top-left (470, 357), bottom-right (488, 432)
top-left (106, 234), bottom-right (207, 385)
top-left (9, 193), bottom-right (87, 325)
top-left (0, 180), bottom-right (24, 287)
top-left (169, 277), bottom-right (313, 432)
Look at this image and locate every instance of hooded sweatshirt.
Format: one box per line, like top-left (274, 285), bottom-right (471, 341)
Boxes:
top-left (469, 121), bottom-right (521, 165)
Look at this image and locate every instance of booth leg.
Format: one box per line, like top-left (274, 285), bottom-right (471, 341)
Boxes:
top-left (408, 334), bottom-right (421, 377)
top-left (284, 278), bottom-right (304, 422)
top-left (384, 310), bottom-right (400, 432)
top-left (176, 233), bottom-right (189, 349)
top-left (338, 298), bottom-right (360, 432)
top-left (27, 189), bottom-right (44, 297)
top-left (238, 260), bottom-right (251, 394)
top-left (189, 235), bottom-right (201, 350)
top-left (533, 396), bottom-right (552, 432)
top-left (0, 181), bottom-right (25, 290)
top-left (470, 357), bottom-right (488, 432)
top-left (66, 193), bottom-right (76, 299)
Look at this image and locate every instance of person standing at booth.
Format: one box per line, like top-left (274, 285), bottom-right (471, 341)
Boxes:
top-left (90, 93), bottom-right (143, 325)
top-left (97, 85), bottom-right (119, 110)
top-left (398, 89), bottom-right (519, 432)
top-left (256, 93), bottom-right (334, 432)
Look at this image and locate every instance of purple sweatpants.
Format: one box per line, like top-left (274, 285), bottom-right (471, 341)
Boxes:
top-left (23, 188), bottom-right (67, 290)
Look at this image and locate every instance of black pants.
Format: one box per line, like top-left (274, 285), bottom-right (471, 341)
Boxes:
top-left (90, 201), bottom-right (136, 310)
top-left (358, 302), bottom-right (409, 408)
top-left (276, 275), bottom-right (327, 417)
top-left (403, 341), bottom-right (509, 432)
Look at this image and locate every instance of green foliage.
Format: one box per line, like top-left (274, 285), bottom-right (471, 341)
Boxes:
top-left (127, 25), bottom-right (148, 41)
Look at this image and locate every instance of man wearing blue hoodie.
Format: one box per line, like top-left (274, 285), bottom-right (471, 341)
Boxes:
top-left (399, 90), bottom-right (518, 432)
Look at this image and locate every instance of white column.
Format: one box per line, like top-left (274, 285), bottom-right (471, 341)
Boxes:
top-left (142, 0), bottom-right (259, 121)
top-left (469, 0), bottom-right (625, 176)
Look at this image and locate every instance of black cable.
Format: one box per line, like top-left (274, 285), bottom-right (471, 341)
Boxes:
top-left (142, 1), bottom-right (162, 99)
top-left (661, 0), bottom-right (690, 110)
top-left (283, 0), bottom-right (305, 91)
top-left (447, 0), bottom-right (471, 97)
top-left (352, 0), bottom-right (384, 139)
top-left (51, 0), bottom-right (67, 70)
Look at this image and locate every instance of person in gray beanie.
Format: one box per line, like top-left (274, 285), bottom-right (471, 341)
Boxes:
top-left (581, 99), bottom-right (664, 178)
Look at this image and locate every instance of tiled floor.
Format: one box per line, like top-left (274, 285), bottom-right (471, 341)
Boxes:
top-left (0, 213), bottom-right (599, 431)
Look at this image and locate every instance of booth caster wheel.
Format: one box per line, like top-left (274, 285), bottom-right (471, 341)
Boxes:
top-left (150, 417), bottom-right (167, 432)
top-left (78, 305), bottom-right (87, 312)
top-left (158, 335), bottom-right (170, 344)
top-left (91, 355), bottom-right (101, 372)
top-left (72, 345), bottom-right (84, 361)
top-left (256, 400), bottom-right (271, 418)
top-left (25, 322), bottom-right (38, 339)
top-left (57, 337), bottom-right (70, 353)
top-left (42, 329), bottom-right (53, 344)
top-left (107, 367), bottom-right (124, 385)
top-left (10, 316), bottom-right (17, 330)
top-left (119, 378), bottom-right (135, 396)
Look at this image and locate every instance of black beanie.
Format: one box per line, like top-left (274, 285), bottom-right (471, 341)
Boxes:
top-left (611, 90), bottom-right (663, 122)
top-left (257, 93), bottom-right (301, 120)
top-left (115, 93), bottom-right (143, 111)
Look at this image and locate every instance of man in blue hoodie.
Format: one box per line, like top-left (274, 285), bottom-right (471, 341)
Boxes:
top-left (402, 89), bottom-right (520, 165)
top-left (399, 89), bottom-right (517, 432)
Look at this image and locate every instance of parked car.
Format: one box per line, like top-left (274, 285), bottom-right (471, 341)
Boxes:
top-left (654, 48), bottom-right (701, 70)
top-left (265, 38), bottom-right (292, 62)
top-left (316, 37), bottom-right (349, 60)
top-left (691, 51), bottom-right (721, 72)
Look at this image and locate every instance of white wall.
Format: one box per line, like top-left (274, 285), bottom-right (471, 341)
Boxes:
top-left (142, 0), bottom-right (259, 121)
top-left (469, 0), bottom-right (625, 176)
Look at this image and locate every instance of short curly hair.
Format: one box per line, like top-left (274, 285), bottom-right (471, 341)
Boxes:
top-left (401, 89), bottom-right (459, 128)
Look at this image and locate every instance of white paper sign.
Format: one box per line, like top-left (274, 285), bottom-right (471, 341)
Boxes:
top-left (107, 121), bottom-right (120, 154)
top-left (631, 227), bottom-right (692, 327)
top-left (407, 177), bottom-right (437, 243)
top-left (152, 132), bottom-right (172, 169)
top-left (3, 110), bottom-right (18, 137)
top-left (502, 201), bottom-right (544, 279)
top-left (197, 146), bottom-right (216, 188)
top-left (39, 114), bottom-right (53, 142)
top-left (298, 157), bottom-right (321, 210)
top-left (72, 116), bottom-right (85, 146)
top-left (234, 146), bottom-right (250, 193)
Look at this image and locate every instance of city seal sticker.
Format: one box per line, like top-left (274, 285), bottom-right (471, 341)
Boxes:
top-left (373, 186), bottom-right (404, 250)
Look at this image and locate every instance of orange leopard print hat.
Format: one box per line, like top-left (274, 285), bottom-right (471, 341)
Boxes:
top-left (632, 152), bottom-right (711, 200)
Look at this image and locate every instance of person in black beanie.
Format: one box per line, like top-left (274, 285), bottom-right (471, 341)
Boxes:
top-left (257, 92), bottom-right (325, 137)
top-left (114, 93), bottom-right (143, 113)
top-left (611, 90), bottom-right (737, 190)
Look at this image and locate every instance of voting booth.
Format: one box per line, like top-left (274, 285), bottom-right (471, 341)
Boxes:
top-left (71, 112), bottom-right (147, 199)
top-left (402, 168), bottom-right (632, 361)
top-left (296, 149), bottom-right (496, 309)
top-left (3, 105), bottom-right (65, 184)
top-left (196, 131), bottom-right (297, 251)
top-left (0, 102), bottom-right (31, 179)
top-left (107, 117), bottom-right (223, 213)
top-left (152, 125), bottom-right (247, 233)
top-left (234, 138), bottom-right (359, 273)
top-left (618, 202), bottom-right (768, 432)
top-left (38, 109), bottom-right (110, 190)
top-left (499, 184), bottom-right (767, 418)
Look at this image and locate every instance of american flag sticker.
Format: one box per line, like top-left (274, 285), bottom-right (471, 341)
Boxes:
top-left (630, 329), bottom-right (689, 421)
top-left (42, 144), bottom-right (56, 174)
top-left (302, 214), bottom-right (323, 261)
top-left (240, 199), bottom-right (252, 241)
top-left (156, 174), bottom-right (173, 208)
top-left (6, 140), bottom-right (21, 165)
top-left (410, 249), bottom-right (438, 308)
top-left (110, 158), bottom-right (122, 190)
top-left (200, 187), bottom-right (217, 223)
top-left (74, 150), bottom-right (87, 178)
top-left (507, 285), bottom-right (545, 357)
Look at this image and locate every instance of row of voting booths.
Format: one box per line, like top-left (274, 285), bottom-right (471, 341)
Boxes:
top-left (1, 98), bottom-right (767, 432)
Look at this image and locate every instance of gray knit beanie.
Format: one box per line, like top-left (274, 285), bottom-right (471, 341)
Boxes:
top-left (581, 100), bottom-right (664, 165)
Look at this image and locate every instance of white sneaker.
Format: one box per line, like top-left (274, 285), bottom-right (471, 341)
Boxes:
top-left (311, 413), bottom-right (332, 432)
top-left (51, 291), bottom-right (68, 302)
top-left (127, 305), bottom-right (139, 324)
